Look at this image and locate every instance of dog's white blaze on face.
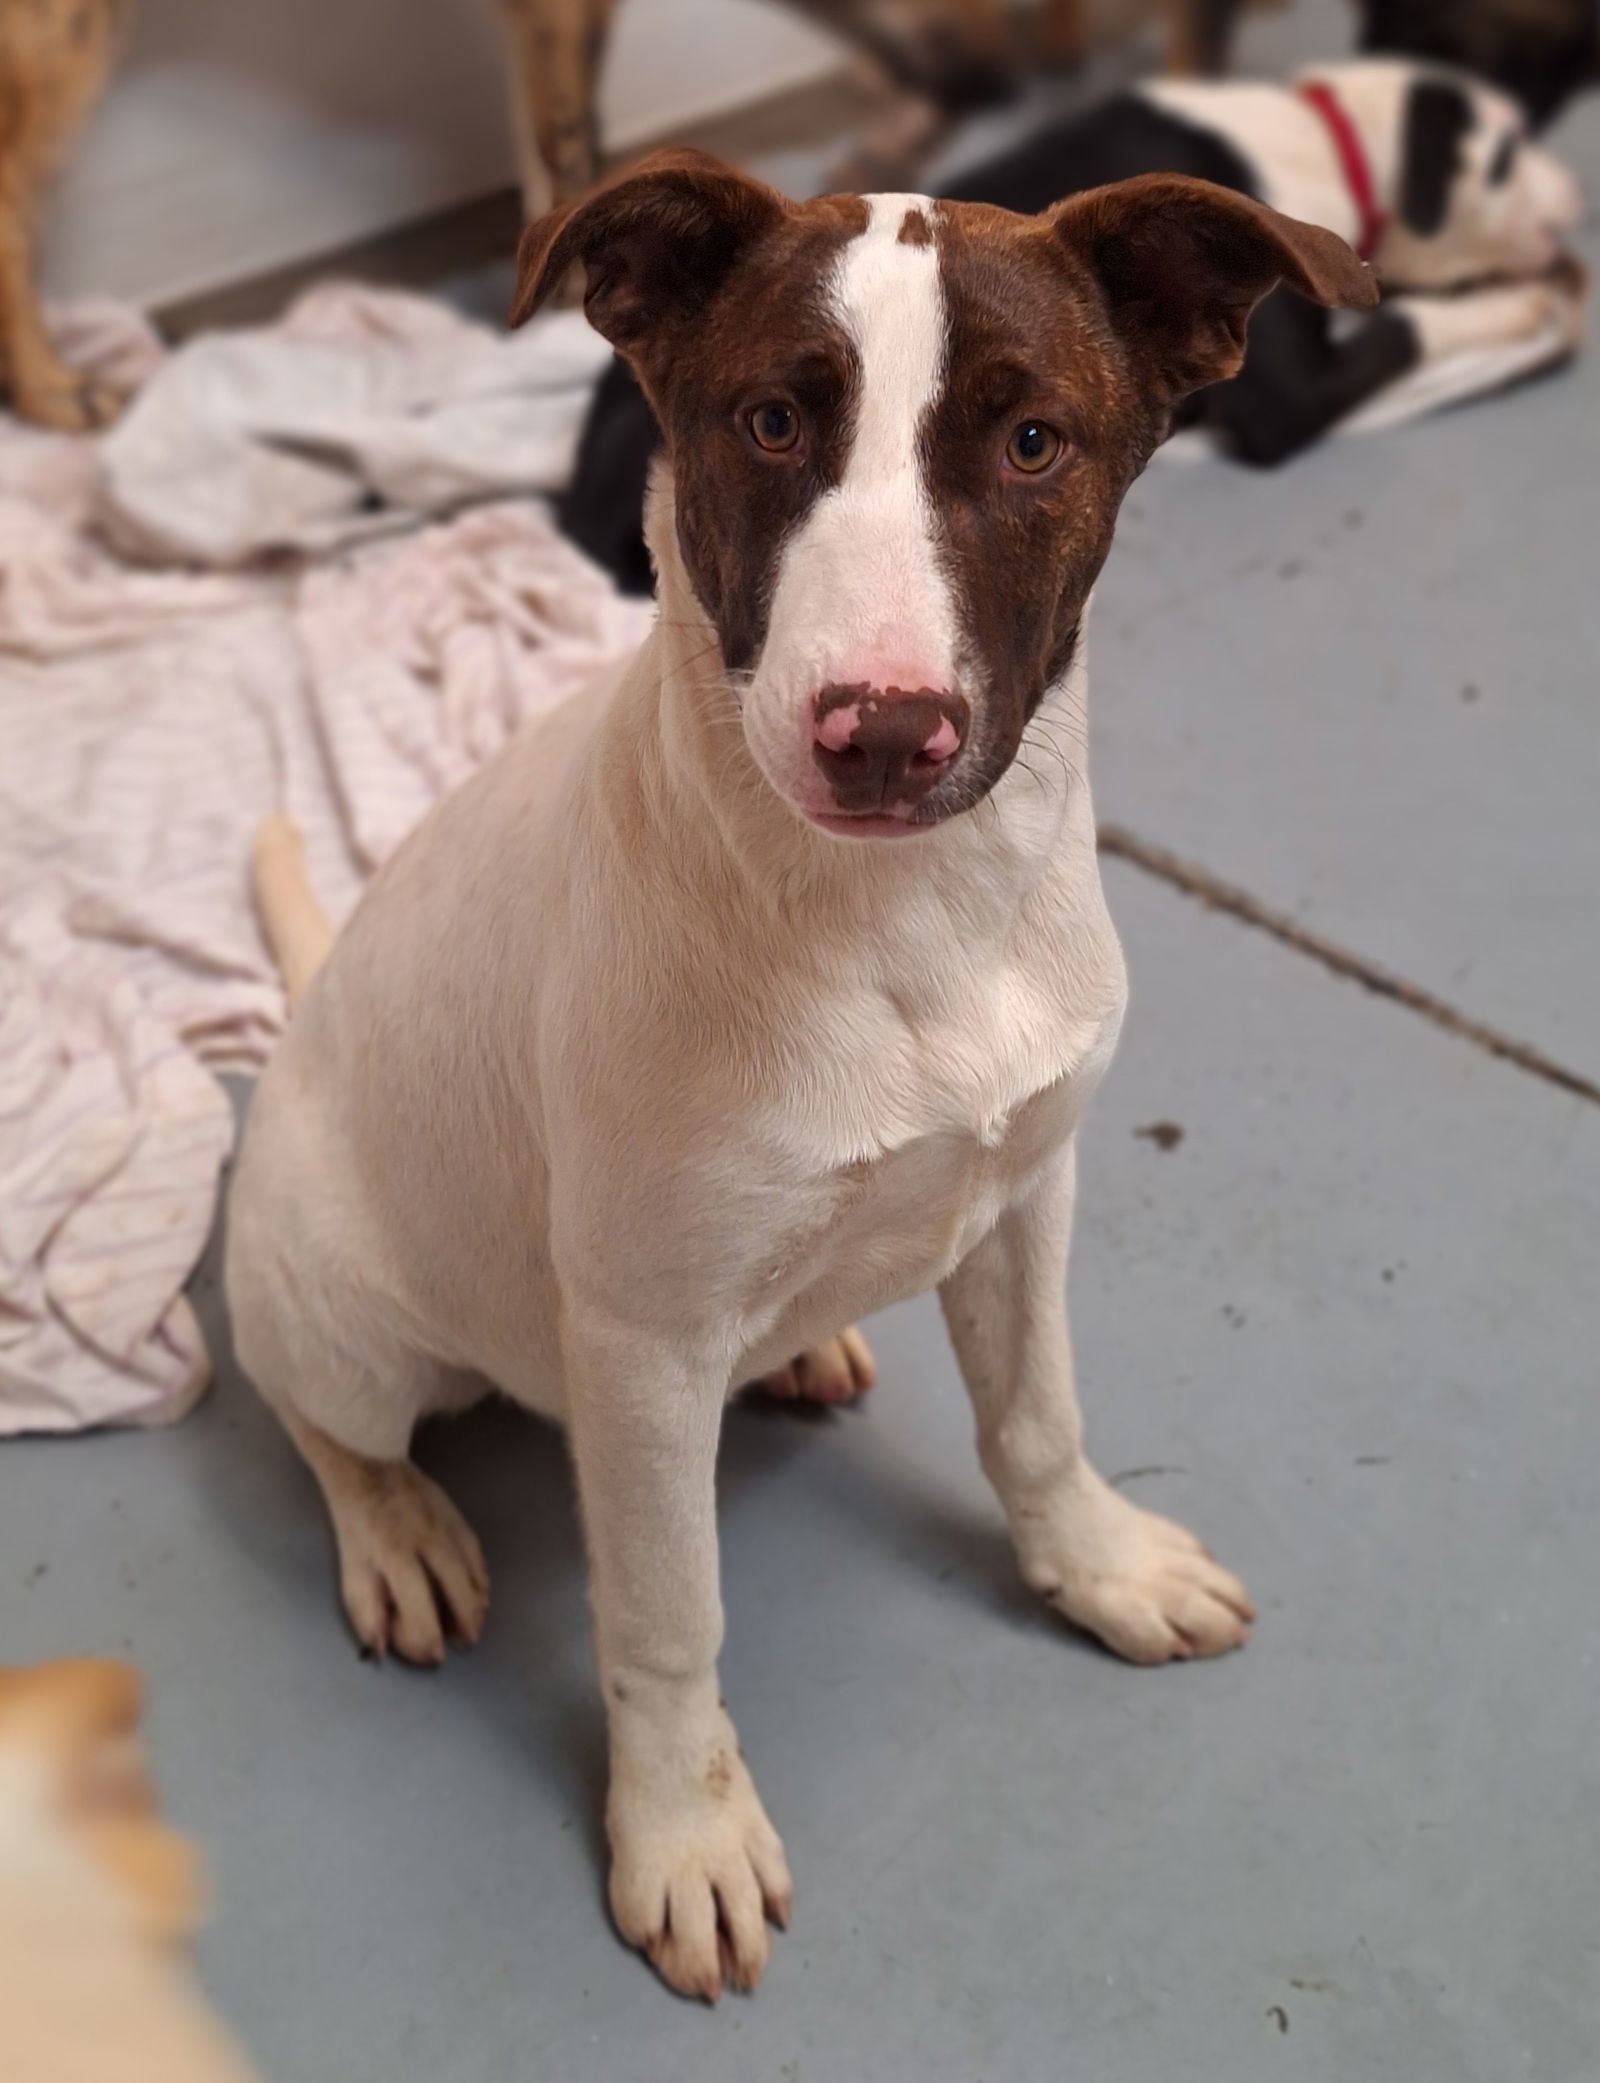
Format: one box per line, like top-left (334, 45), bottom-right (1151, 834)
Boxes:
top-left (743, 194), bottom-right (963, 816)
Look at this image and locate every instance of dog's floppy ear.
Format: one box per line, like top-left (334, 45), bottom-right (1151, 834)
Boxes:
top-left (1050, 173), bottom-right (1378, 404)
top-left (509, 147), bottom-right (789, 350)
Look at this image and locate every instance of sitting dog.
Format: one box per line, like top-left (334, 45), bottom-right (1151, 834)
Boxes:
top-left (561, 57), bottom-right (1585, 592)
top-left (227, 148), bottom-right (1374, 1998)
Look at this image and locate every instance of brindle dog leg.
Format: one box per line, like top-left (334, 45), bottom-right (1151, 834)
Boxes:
top-left (0, 0), bottom-right (126, 429)
top-left (497, 0), bottom-right (620, 217)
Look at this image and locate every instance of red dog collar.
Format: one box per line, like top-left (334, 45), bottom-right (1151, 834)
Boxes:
top-left (1298, 79), bottom-right (1388, 263)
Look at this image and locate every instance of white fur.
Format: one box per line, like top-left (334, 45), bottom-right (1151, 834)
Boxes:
top-left (225, 451), bottom-right (1255, 1998)
top-left (743, 193), bottom-right (964, 819)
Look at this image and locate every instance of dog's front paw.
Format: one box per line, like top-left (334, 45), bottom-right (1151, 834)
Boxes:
top-left (1014, 1468), bottom-right (1255, 1665)
top-left (608, 1734), bottom-right (792, 2002)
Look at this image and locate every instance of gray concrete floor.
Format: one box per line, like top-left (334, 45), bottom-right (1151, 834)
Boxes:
top-left (6, 9), bottom-right (1600, 2081)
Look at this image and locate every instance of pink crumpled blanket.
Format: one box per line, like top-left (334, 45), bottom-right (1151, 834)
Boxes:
top-left (0, 291), bottom-right (652, 1434)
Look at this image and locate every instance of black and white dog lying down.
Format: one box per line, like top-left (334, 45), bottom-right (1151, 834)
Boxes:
top-left (561, 58), bottom-right (1585, 595)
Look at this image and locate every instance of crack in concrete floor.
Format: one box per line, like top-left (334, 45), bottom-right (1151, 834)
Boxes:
top-left (1098, 823), bottom-right (1600, 1109)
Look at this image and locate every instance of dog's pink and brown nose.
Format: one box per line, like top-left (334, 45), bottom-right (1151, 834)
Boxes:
top-left (812, 683), bottom-right (970, 814)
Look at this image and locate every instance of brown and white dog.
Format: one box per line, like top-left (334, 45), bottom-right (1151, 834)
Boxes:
top-left (226, 153), bottom-right (1374, 2001)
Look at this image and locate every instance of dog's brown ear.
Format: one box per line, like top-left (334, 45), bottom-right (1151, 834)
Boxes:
top-left (1050, 174), bottom-right (1379, 403)
top-left (510, 147), bottom-right (789, 349)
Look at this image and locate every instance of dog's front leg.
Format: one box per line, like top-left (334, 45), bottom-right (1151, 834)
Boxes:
top-left (563, 1316), bottom-right (791, 2002)
top-left (940, 1145), bottom-right (1255, 1664)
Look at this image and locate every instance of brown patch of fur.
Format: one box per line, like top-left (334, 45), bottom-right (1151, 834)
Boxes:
top-left (514, 154), bottom-right (869, 671)
top-left (915, 199), bottom-right (1152, 801)
top-left (915, 182), bottom-right (1371, 807)
top-left (897, 205), bottom-right (934, 246)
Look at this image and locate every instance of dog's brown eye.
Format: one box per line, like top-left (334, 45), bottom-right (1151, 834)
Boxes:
top-left (1005, 421), bottom-right (1063, 474)
top-left (749, 402), bottom-right (800, 454)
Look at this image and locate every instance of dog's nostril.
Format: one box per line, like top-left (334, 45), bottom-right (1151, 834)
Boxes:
top-left (914, 714), bottom-right (962, 767)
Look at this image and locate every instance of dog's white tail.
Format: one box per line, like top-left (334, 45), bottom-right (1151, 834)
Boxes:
top-left (252, 813), bottom-right (335, 1013)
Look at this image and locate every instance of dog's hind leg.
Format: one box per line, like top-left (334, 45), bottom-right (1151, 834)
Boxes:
top-left (233, 820), bottom-right (489, 1664)
top-left (277, 1400), bottom-right (490, 1667)
top-left (226, 1182), bottom-right (490, 1664)
top-left (751, 1326), bottom-right (877, 1406)
top-left (232, 1276), bottom-right (492, 1665)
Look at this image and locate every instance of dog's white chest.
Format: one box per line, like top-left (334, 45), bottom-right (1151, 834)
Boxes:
top-left (746, 952), bottom-right (1120, 1362)
top-left (836, 1062), bottom-right (1077, 1262)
